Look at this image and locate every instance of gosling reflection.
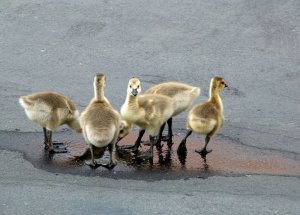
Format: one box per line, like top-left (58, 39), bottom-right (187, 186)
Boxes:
top-left (177, 144), bottom-right (187, 166)
top-left (158, 149), bottom-right (172, 167)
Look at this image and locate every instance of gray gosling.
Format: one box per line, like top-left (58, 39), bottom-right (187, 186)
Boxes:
top-left (19, 91), bottom-right (81, 153)
top-left (177, 76), bottom-right (228, 161)
top-left (118, 82), bottom-right (200, 150)
top-left (80, 74), bottom-right (120, 169)
top-left (120, 78), bottom-right (176, 159)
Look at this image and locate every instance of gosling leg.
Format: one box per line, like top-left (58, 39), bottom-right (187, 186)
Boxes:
top-left (101, 143), bottom-right (116, 169)
top-left (161, 118), bottom-right (173, 148)
top-left (195, 136), bottom-right (213, 158)
top-left (85, 144), bottom-right (100, 168)
top-left (117, 129), bottom-right (145, 153)
top-left (43, 127), bottom-right (49, 149)
top-left (43, 127), bottom-right (65, 152)
top-left (137, 135), bottom-right (155, 160)
top-left (143, 125), bottom-right (164, 150)
top-left (155, 123), bottom-right (165, 149)
top-left (46, 130), bottom-right (67, 154)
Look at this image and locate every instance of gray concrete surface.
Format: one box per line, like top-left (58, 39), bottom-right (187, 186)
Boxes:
top-left (1, 150), bottom-right (299, 215)
top-left (0, 0), bottom-right (299, 214)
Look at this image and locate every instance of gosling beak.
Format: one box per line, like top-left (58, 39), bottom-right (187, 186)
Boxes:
top-left (224, 83), bottom-right (228, 88)
top-left (131, 88), bottom-right (138, 96)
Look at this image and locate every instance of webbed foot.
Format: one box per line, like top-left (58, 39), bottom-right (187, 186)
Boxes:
top-left (100, 161), bottom-right (117, 170)
top-left (49, 146), bottom-right (68, 154)
top-left (143, 139), bottom-right (162, 149)
top-left (85, 160), bottom-right (101, 169)
top-left (45, 141), bottom-right (66, 153)
top-left (116, 144), bottom-right (139, 153)
top-left (161, 135), bottom-right (172, 142)
top-left (142, 140), bottom-right (154, 146)
top-left (52, 141), bottom-right (64, 146)
top-left (136, 149), bottom-right (153, 160)
top-left (195, 148), bottom-right (212, 158)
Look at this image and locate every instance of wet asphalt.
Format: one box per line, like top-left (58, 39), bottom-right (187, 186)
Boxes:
top-left (1, 0), bottom-right (300, 214)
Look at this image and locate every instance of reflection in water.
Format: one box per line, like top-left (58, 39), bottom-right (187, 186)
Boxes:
top-left (177, 147), bottom-right (187, 166)
top-left (158, 149), bottom-right (171, 167)
top-left (42, 152), bottom-right (55, 163)
top-left (116, 141), bottom-right (209, 172)
top-left (201, 155), bottom-right (209, 169)
top-left (1, 131), bottom-right (299, 179)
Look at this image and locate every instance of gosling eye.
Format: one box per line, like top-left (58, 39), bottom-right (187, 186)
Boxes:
top-left (120, 130), bottom-right (123, 134)
top-left (137, 85), bottom-right (140, 88)
top-left (129, 85), bottom-right (132, 88)
top-left (221, 81), bottom-right (225, 85)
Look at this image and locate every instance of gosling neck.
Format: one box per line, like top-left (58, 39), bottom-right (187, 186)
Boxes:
top-left (209, 87), bottom-right (223, 112)
top-left (94, 84), bottom-right (105, 101)
top-left (126, 93), bottom-right (139, 109)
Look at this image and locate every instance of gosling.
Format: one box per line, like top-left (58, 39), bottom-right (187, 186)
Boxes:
top-left (144, 82), bottom-right (200, 144)
top-left (19, 91), bottom-right (81, 153)
top-left (177, 76), bottom-right (228, 159)
top-left (119, 78), bottom-right (176, 159)
top-left (80, 73), bottom-right (120, 169)
top-left (117, 82), bottom-right (200, 150)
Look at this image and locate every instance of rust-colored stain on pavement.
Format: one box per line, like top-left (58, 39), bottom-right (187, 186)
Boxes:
top-left (0, 131), bottom-right (299, 179)
top-left (117, 133), bottom-right (300, 176)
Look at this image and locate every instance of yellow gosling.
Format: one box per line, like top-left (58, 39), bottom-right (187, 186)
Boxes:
top-left (119, 78), bottom-right (176, 159)
top-left (118, 82), bottom-right (200, 149)
top-left (80, 74), bottom-right (120, 169)
top-left (177, 76), bottom-right (228, 162)
top-left (19, 91), bottom-right (81, 153)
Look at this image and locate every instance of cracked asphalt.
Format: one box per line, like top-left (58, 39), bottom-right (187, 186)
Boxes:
top-left (0, 0), bottom-right (299, 214)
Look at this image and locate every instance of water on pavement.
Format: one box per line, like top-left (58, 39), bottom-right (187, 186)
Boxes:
top-left (0, 130), bottom-right (299, 180)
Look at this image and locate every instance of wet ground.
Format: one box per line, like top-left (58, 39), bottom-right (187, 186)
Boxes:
top-left (1, 0), bottom-right (300, 213)
top-left (1, 130), bottom-right (299, 180)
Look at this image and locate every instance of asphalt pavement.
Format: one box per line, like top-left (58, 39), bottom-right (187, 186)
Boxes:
top-left (0, 0), bottom-right (299, 214)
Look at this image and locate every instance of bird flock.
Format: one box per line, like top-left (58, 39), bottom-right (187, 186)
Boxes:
top-left (19, 74), bottom-right (227, 169)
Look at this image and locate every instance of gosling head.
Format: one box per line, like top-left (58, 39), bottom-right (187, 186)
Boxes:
top-left (94, 73), bottom-right (106, 89)
top-left (116, 120), bottom-right (132, 145)
top-left (210, 76), bottom-right (228, 92)
top-left (118, 120), bottom-right (132, 139)
top-left (127, 78), bottom-right (141, 97)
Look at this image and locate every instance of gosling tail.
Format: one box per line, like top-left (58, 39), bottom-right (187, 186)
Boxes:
top-left (19, 96), bottom-right (34, 109)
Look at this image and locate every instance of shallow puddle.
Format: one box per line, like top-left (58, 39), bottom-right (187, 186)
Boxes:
top-left (0, 130), bottom-right (299, 180)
